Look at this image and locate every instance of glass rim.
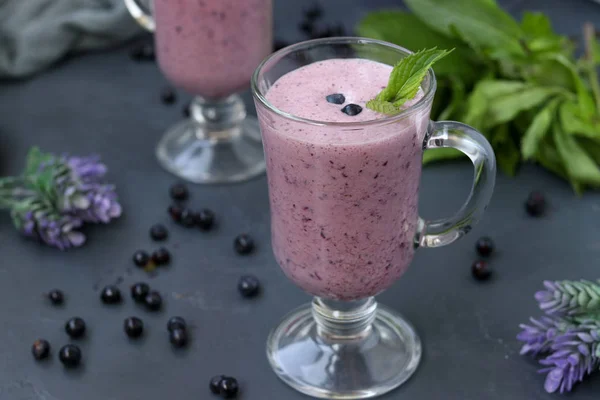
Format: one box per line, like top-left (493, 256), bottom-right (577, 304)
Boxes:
top-left (251, 37), bottom-right (437, 127)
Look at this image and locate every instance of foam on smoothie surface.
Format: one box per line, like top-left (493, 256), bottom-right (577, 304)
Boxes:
top-left (265, 59), bottom-right (423, 123)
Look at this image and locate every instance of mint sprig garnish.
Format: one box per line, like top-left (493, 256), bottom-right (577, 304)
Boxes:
top-left (366, 47), bottom-right (453, 115)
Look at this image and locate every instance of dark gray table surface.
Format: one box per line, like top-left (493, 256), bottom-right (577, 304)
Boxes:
top-left (1, 0), bottom-right (600, 399)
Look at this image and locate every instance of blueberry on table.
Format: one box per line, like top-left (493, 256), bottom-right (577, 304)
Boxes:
top-left (475, 237), bottom-right (494, 257)
top-left (304, 4), bottom-right (322, 20)
top-left (124, 317), bottom-right (144, 338)
top-left (150, 224), bottom-right (168, 241)
top-left (170, 183), bottom-right (189, 201)
top-left (219, 376), bottom-right (239, 398)
top-left (131, 282), bottom-right (150, 303)
top-left (144, 291), bottom-right (163, 311)
top-left (326, 93), bottom-right (345, 105)
top-left (195, 209), bottom-right (215, 230)
top-left (525, 191), bottom-right (546, 217)
top-left (32, 339), bottom-right (51, 361)
top-left (341, 104), bottom-right (362, 116)
top-left (210, 375), bottom-right (226, 394)
top-left (59, 344), bottom-right (82, 367)
top-left (167, 316), bottom-right (187, 332)
top-left (180, 209), bottom-right (196, 228)
top-left (299, 21), bottom-right (314, 35)
top-left (471, 260), bottom-right (492, 281)
top-left (100, 285), bottom-right (122, 304)
top-left (152, 247), bottom-right (171, 266)
top-left (238, 275), bottom-right (260, 298)
top-left (65, 317), bottom-right (86, 339)
top-left (168, 204), bottom-right (184, 222)
top-left (161, 88), bottom-right (177, 104)
top-left (133, 250), bottom-right (150, 268)
top-left (47, 289), bottom-right (64, 305)
top-left (169, 327), bottom-right (188, 348)
top-left (234, 234), bottom-right (255, 255)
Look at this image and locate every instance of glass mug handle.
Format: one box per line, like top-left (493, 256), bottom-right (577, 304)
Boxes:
top-left (124, 0), bottom-right (155, 32)
top-left (415, 120), bottom-right (496, 248)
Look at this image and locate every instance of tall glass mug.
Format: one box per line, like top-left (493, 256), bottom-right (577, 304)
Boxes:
top-left (252, 38), bottom-right (496, 399)
top-left (124, 0), bottom-right (272, 183)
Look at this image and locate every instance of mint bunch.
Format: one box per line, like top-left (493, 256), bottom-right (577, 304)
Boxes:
top-left (357, 0), bottom-right (600, 193)
top-left (366, 48), bottom-right (453, 115)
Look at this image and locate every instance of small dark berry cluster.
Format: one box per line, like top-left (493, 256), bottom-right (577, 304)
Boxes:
top-left (525, 190), bottom-right (546, 217)
top-left (472, 237), bottom-right (495, 281)
top-left (210, 375), bottom-right (240, 398)
top-left (299, 4), bottom-right (345, 40)
top-left (326, 93), bottom-right (363, 116)
top-left (168, 183), bottom-right (216, 231)
top-left (133, 247), bottom-right (171, 271)
top-left (35, 286), bottom-right (188, 368)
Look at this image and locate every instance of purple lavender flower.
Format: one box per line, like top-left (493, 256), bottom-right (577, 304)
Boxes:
top-left (537, 320), bottom-right (600, 393)
top-left (11, 202), bottom-right (86, 250)
top-left (518, 316), bottom-right (573, 356)
top-left (65, 155), bottom-right (107, 182)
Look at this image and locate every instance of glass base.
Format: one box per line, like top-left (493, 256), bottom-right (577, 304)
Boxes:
top-left (155, 95), bottom-right (265, 184)
top-left (267, 299), bottom-right (422, 399)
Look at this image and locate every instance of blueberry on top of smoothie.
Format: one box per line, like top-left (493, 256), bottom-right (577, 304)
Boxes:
top-left (341, 104), bottom-right (362, 116)
top-left (326, 93), bottom-right (345, 104)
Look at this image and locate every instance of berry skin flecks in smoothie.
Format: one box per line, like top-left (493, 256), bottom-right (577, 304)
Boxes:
top-left (153, 0), bottom-right (272, 99)
top-left (259, 59), bottom-right (430, 301)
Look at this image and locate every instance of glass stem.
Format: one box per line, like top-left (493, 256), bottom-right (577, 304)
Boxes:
top-left (312, 297), bottom-right (377, 340)
top-left (189, 94), bottom-right (247, 141)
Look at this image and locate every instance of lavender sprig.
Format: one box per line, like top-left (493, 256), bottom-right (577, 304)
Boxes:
top-left (536, 280), bottom-right (600, 316)
top-left (0, 147), bottom-right (121, 250)
top-left (519, 280), bottom-right (600, 394)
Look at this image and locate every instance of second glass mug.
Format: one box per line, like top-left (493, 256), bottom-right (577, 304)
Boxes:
top-left (124, 0), bottom-right (273, 184)
top-left (252, 38), bottom-right (496, 399)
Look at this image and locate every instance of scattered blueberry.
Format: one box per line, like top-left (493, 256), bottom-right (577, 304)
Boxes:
top-left (299, 21), bottom-right (314, 35)
top-left (525, 191), bottom-right (546, 217)
top-left (169, 328), bottom-right (188, 348)
top-left (170, 183), bottom-right (189, 201)
top-left (124, 317), bottom-right (144, 338)
top-left (168, 204), bottom-right (184, 222)
top-left (326, 93), bottom-right (345, 105)
top-left (183, 101), bottom-right (192, 117)
top-left (59, 344), bottom-right (82, 367)
top-left (238, 275), bottom-right (260, 298)
top-left (130, 43), bottom-right (155, 61)
top-left (195, 209), bottom-right (215, 230)
top-left (167, 316), bottom-right (187, 332)
top-left (219, 376), bottom-right (239, 398)
top-left (472, 260), bottom-right (492, 281)
top-left (65, 317), bottom-right (86, 339)
top-left (131, 282), bottom-right (150, 303)
top-left (32, 339), bottom-right (51, 361)
top-left (133, 250), bottom-right (150, 268)
top-left (210, 375), bottom-right (226, 394)
top-left (48, 289), bottom-right (64, 305)
top-left (475, 237), bottom-right (494, 257)
top-left (234, 234), bottom-right (254, 255)
top-left (304, 4), bottom-right (322, 20)
top-left (180, 209), bottom-right (196, 228)
top-left (150, 224), bottom-right (168, 241)
top-left (274, 40), bottom-right (290, 51)
top-left (161, 88), bottom-right (177, 104)
top-left (144, 291), bottom-right (163, 311)
top-left (100, 285), bottom-right (122, 304)
top-left (341, 104), bottom-right (362, 116)
top-left (152, 247), bottom-right (171, 266)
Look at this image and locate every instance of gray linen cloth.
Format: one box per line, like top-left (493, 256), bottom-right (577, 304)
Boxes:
top-left (0, 0), bottom-right (142, 78)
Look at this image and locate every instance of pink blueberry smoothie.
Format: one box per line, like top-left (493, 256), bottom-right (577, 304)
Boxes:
top-left (258, 58), bottom-right (431, 301)
top-left (153, 0), bottom-right (272, 99)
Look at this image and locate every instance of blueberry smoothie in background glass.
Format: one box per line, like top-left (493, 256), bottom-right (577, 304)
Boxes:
top-left (252, 38), bottom-right (496, 399)
top-left (124, 0), bottom-right (272, 184)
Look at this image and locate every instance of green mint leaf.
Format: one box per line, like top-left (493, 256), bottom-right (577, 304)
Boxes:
top-left (404, 0), bottom-right (524, 56)
top-left (559, 100), bottom-right (599, 139)
top-left (491, 124), bottom-right (520, 176)
top-left (520, 12), bottom-right (554, 37)
top-left (521, 98), bottom-right (561, 160)
top-left (365, 99), bottom-right (403, 115)
top-left (367, 47), bottom-right (453, 115)
top-left (553, 123), bottom-right (600, 193)
top-left (355, 11), bottom-right (479, 83)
